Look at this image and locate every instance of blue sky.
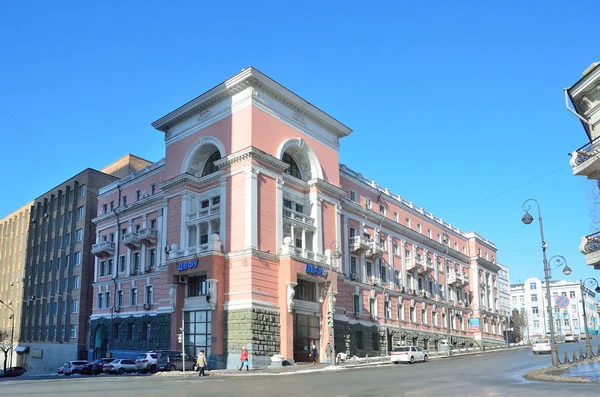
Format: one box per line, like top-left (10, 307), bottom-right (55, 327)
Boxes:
top-left (1, 1), bottom-right (600, 286)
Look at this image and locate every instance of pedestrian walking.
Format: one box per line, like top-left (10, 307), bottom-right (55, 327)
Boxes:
top-left (311, 342), bottom-right (318, 365)
top-left (196, 349), bottom-right (208, 377)
top-left (239, 346), bottom-right (249, 371)
top-left (325, 343), bottom-right (332, 364)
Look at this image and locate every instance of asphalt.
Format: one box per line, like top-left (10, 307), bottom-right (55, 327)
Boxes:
top-left (2, 340), bottom-right (600, 397)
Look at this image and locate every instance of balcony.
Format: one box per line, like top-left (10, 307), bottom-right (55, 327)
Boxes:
top-left (366, 240), bottom-right (385, 257)
top-left (570, 136), bottom-right (600, 178)
top-left (579, 231), bottom-right (600, 269)
top-left (349, 235), bottom-right (369, 253)
top-left (187, 205), bottom-right (220, 223)
top-left (137, 228), bottom-right (157, 245)
top-left (294, 247), bottom-right (328, 264)
top-left (425, 259), bottom-right (434, 272)
top-left (91, 241), bottom-right (115, 258)
top-left (463, 274), bottom-right (470, 285)
top-left (121, 232), bottom-right (140, 249)
top-left (405, 256), bottom-right (425, 273)
top-left (448, 272), bottom-right (464, 286)
top-left (282, 208), bottom-right (315, 228)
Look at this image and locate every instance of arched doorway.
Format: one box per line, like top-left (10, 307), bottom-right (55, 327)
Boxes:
top-left (94, 325), bottom-right (108, 359)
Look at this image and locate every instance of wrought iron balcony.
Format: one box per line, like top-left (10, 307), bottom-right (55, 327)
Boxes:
top-left (137, 228), bottom-right (157, 245)
top-left (579, 231), bottom-right (600, 268)
top-left (570, 136), bottom-right (600, 177)
top-left (91, 241), bottom-right (115, 258)
top-left (349, 235), bottom-right (370, 253)
top-left (405, 256), bottom-right (424, 272)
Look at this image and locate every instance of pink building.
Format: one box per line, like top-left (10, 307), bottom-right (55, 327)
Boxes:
top-left (90, 68), bottom-right (505, 369)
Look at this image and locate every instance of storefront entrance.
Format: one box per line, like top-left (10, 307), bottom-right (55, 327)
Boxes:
top-left (293, 313), bottom-right (320, 362)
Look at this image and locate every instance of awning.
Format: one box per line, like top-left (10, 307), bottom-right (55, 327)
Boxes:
top-left (14, 345), bottom-right (29, 353)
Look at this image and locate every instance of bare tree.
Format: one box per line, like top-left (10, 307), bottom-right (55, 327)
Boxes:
top-left (0, 329), bottom-right (13, 376)
top-left (510, 309), bottom-right (529, 343)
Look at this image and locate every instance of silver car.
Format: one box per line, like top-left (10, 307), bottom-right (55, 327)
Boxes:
top-left (63, 360), bottom-right (89, 375)
top-left (103, 359), bottom-right (138, 375)
top-left (135, 353), bottom-right (158, 374)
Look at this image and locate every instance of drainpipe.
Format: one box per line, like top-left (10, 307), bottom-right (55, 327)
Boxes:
top-left (563, 88), bottom-right (594, 132)
top-left (108, 183), bottom-right (123, 357)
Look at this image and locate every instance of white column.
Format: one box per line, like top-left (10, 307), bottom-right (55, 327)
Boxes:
top-left (220, 176), bottom-right (227, 250)
top-left (180, 193), bottom-right (190, 251)
top-left (342, 216), bottom-right (349, 275)
top-left (195, 224), bottom-right (200, 248)
top-left (113, 225), bottom-right (119, 278)
top-left (290, 225), bottom-right (295, 246)
top-left (388, 235), bottom-right (393, 286)
top-left (157, 208), bottom-right (164, 267)
top-left (301, 228), bottom-right (306, 250)
top-left (400, 240), bottom-right (406, 289)
top-left (140, 244), bottom-right (146, 274)
top-left (276, 178), bottom-right (284, 253)
top-left (335, 204), bottom-right (342, 269)
top-left (94, 230), bottom-right (100, 282)
top-left (311, 196), bottom-right (323, 254)
top-left (244, 168), bottom-right (258, 249)
top-left (142, 214), bottom-right (147, 229)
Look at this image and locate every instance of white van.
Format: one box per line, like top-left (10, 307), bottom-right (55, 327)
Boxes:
top-left (564, 333), bottom-right (578, 343)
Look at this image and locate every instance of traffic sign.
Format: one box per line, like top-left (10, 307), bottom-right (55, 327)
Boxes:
top-left (555, 295), bottom-right (570, 309)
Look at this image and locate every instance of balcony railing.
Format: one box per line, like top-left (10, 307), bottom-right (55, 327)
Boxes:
top-left (570, 136), bottom-right (600, 168)
top-left (448, 272), bottom-right (464, 286)
top-left (294, 247), bottom-right (328, 264)
top-left (121, 232), bottom-right (140, 249)
top-left (405, 256), bottom-right (424, 272)
top-left (366, 240), bottom-right (385, 257)
top-left (580, 230), bottom-right (600, 254)
top-left (349, 235), bottom-right (370, 253)
top-left (283, 208), bottom-right (315, 227)
top-left (137, 228), bottom-right (157, 245)
top-left (91, 241), bottom-right (115, 258)
top-left (187, 205), bottom-right (220, 222)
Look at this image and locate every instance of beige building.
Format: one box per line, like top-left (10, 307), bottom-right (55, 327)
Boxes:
top-left (566, 61), bottom-right (600, 270)
top-left (0, 202), bottom-right (33, 367)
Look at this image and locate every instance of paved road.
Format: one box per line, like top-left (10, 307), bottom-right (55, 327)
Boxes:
top-left (2, 340), bottom-right (600, 397)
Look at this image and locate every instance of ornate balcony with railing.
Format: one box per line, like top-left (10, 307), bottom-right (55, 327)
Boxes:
top-left (349, 235), bottom-right (370, 253)
top-left (579, 230), bottom-right (600, 269)
top-left (187, 204), bottom-right (220, 223)
top-left (294, 247), bottom-right (328, 264)
top-left (405, 256), bottom-right (424, 273)
top-left (91, 241), bottom-right (115, 258)
top-left (448, 272), bottom-right (464, 286)
top-left (121, 231), bottom-right (140, 249)
top-left (283, 208), bottom-right (315, 229)
top-left (570, 136), bottom-right (600, 178)
top-left (366, 240), bottom-right (385, 257)
top-left (137, 228), bottom-right (157, 245)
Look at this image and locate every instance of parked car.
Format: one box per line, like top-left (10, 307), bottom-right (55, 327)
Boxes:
top-left (82, 358), bottom-right (115, 375)
top-left (156, 350), bottom-right (196, 371)
top-left (63, 360), bottom-right (89, 375)
top-left (564, 333), bottom-right (578, 343)
top-left (0, 366), bottom-right (27, 377)
top-left (135, 353), bottom-right (158, 374)
top-left (580, 333), bottom-right (588, 340)
top-left (532, 339), bottom-right (552, 354)
top-left (103, 359), bottom-right (138, 375)
top-left (390, 346), bottom-right (428, 364)
top-left (57, 366), bottom-right (64, 375)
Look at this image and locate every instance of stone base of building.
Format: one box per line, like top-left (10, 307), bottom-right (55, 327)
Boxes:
top-left (90, 313), bottom-right (171, 358)
top-left (223, 307), bottom-right (280, 369)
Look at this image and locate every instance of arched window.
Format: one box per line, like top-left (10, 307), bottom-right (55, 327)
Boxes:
top-left (282, 152), bottom-right (302, 180)
top-left (201, 150), bottom-right (221, 177)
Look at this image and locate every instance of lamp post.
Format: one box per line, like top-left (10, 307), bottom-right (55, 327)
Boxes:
top-left (324, 241), bottom-right (341, 366)
top-left (521, 199), bottom-right (571, 367)
top-left (441, 228), bottom-right (452, 355)
top-left (579, 278), bottom-right (600, 358)
top-left (0, 299), bottom-right (15, 370)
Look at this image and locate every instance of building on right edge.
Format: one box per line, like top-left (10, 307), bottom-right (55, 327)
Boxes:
top-left (565, 61), bottom-right (600, 270)
top-left (511, 278), bottom-right (600, 341)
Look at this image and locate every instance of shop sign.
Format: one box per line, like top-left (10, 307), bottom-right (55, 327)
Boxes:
top-left (31, 348), bottom-right (43, 359)
top-left (178, 259), bottom-right (198, 272)
top-left (469, 318), bottom-right (481, 332)
top-left (305, 264), bottom-right (327, 277)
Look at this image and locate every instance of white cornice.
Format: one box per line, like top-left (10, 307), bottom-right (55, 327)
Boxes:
top-left (92, 194), bottom-right (164, 225)
top-left (214, 146), bottom-right (290, 171)
top-left (159, 172), bottom-right (221, 191)
top-left (282, 174), bottom-right (309, 190)
top-left (308, 178), bottom-right (346, 198)
top-left (570, 64), bottom-right (600, 99)
top-left (152, 67), bottom-right (352, 139)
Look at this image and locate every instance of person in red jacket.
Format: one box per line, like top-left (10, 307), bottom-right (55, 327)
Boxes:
top-left (239, 346), bottom-right (249, 371)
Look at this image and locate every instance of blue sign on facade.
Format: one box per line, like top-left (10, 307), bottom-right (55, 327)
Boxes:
top-left (178, 259), bottom-right (199, 272)
top-left (305, 264), bottom-right (327, 277)
top-left (469, 318), bottom-right (481, 332)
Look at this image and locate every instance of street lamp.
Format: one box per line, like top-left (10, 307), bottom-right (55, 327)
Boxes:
top-left (325, 241), bottom-right (341, 366)
top-left (441, 228), bottom-right (452, 356)
top-left (580, 278), bottom-right (600, 358)
top-left (521, 198), bottom-right (563, 367)
top-left (0, 299), bottom-right (15, 371)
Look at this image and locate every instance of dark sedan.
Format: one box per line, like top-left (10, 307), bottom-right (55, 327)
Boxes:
top-left (82, 359), bottom-right (115, 375)
top-left (1, 367), bottom-right (27, 377)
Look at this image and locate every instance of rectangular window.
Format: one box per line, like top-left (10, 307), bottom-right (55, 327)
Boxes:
top-left (123, 196), bottom-right (127, 206)
top-left (530, 282), bottom-right (537, 290)
top-left (128, 324), bottom-right (134, 340)
top-left (98, 293), bottom-right (104, 309)
top-left (410, 306), bottom-right (416, 322)
top-left (67, 233), bottom-right (71, 246)
top-left (354, 295), bottom-right (360, 316)
top-left (119, 255), bottom-right (126, 273)
top-left (146, 285), bottom-right (153, 304)
top-left (350, 191), bottom-right (356, 201)
top-left (531, 294), bottom-right (538, 302)
top-left (532, 307), bottom-right (539, 314)
top-left (76, 228), bottom-right (82, 242)
top-left (405, 218), bottom-right (410, 227)
top-left (187, 275), bottom-right (208, 297)
top-left (136, 190), bottom-right (141, 201)
top-left (364, 197), bottom-right (371, 210)
top-left (366, 261), bottom-right (373, 279)
top-left (150, 219), bottom-right (156, 229)
top-left (151, 184), bottom-right (156, 195)
top-left (398, 302), bottom-right (404, 321)
top-left (75, 251), bottom-right (81, 265)
top-left (427, 229), bottom-right (432, 238)
top-left (73, 275), bottom-right (80, 289)
top-left (133, 252), bottom-right (140, 271)
top-left (417, 224), bottom-right (421, 233)
top-left (393, 212), bottom-right (398, 222)
top-left (78, 184), bottom-right (86, 198)
top-left (393, 244), bottom-right (399, 255)
top-left (379, 204), bottom-right (385, 215)
top-left (148, 249), bottom-right (156, 268)
top-left (422, 308), bottom-right (427, 324)
top-left (131, 288), bottom-right (138, 305)
top-left (77, 206), bottom-right (84, 220)
top-left (369, 298), bottom-right (375, 315)
top-left (68, 211), bottom-right (73, 225)
top-left (533, 320), bottom-right (540, 328)
top-left (100, 261), bottom-right (106, 276)
top-left (106, 292), bottom-right (111, 308)
top-left (64, 277), bottom-right (68, 291)
top-left (144, 323), bottom-right (151, 340)
top-left (65, 254), bottom-right (70, 268)
top-left (569, 291), bottom-right (575, 298)
top-left (117, 290), bottom-right (123, 307)
top-left (350, 257), bottom-right (357, 275)
top-left (107, 259), bottom-right (113, 274)
top-left (70, 325), bottom-right (76, 339)
top-left (72, 300), bottom-right (78, 313)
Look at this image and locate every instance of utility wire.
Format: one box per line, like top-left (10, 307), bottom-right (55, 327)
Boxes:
top-left (0, 103), bottom-right (60, 171)
top-left (449, 165), bottom-right (570, 214)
